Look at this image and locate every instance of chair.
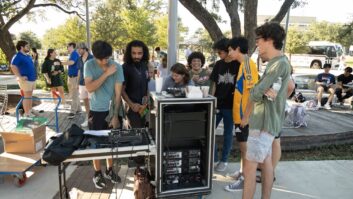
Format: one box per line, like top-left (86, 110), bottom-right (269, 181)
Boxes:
top-left (0, 84), bottom-right (8, 130)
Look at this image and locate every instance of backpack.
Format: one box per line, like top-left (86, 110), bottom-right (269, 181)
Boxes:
top-left (285, 105), bottom-right (307, 128)
top-left (42, 124), bottom-right (85, 165)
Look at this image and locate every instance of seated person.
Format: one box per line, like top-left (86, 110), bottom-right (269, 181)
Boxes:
top-left (335, 67), bottom-right (353, 105)
top-left (188, 51), bottom-right (211, 86)
top-left (315, 63), bottom-right (336, 109)
top-left (162, 63), bottom-right (194, 91)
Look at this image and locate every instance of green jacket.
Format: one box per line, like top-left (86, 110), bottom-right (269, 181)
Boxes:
top-left (249, 55), bottom-right (291, 137)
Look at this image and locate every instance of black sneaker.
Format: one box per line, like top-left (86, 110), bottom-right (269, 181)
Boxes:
top-left (92, 172), bottom-right (106, 189)
top-left (68, 112), bottom-right (75, 119)
top-left (104, 168), bottom-right (121, 183)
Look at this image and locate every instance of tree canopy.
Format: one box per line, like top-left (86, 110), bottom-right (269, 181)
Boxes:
top-left (179, 0), bottom-right (306, 53)
top-left (0, 0), bottom-right (83, 64)
top-left (18, 31), bottom-right (42, 49)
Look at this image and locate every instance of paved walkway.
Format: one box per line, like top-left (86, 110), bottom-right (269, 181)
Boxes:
top-left (0, 161), bottom-right (352, 199)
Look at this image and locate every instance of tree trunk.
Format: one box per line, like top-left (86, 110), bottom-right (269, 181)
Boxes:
top-left (244, 0), bottom-right (258, 54)
top-left (223, 0), bottom-right (241, 37)
top-left (0, 30), bottom-right (16, 65)
top-left (179, 0), bottom-right (224, 42)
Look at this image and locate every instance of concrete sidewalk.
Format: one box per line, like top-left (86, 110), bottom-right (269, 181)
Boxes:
top-left (0, 160), bottom-right (352, 199)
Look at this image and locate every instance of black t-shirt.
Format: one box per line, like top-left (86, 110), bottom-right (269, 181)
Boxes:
top-left (41, 58), bottom-right (64, 87)
top-left (210, 59), bottom-right (240, 109)
top-left (123, 62), bottom-right (149, 104)
top-left (337, 74), bottom-right (353, 88)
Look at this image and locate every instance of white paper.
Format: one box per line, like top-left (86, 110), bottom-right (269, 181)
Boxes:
top-left (84, 130), bottom-right (110, 136)
top-left (155, 77), bottom-right (164, 93)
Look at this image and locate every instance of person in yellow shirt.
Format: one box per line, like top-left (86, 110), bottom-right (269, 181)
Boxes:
top-left (224, 36), bottom-right (259, 191)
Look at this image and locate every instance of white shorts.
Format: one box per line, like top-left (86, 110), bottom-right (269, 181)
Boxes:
top-left (246, 130), bottom-right (274, 163)
top-left (79, 85), bottom-right (90, 99)
top-left (18, 79), bottom-right (36, 92)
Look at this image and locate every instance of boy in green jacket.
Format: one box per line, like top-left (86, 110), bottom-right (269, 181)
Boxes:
top-left (242, 22), bottom-right (291, 199)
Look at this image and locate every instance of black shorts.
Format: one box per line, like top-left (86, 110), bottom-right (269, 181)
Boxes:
top-left (88, 110), bottom-right (109, 130)
top-left (234, 124), bottom-right (249, 142)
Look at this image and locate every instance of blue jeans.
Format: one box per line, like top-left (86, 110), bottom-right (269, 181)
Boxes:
top-left (214, 109), bottom-right (234, 163)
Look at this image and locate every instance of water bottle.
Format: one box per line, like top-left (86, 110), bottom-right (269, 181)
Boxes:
top-left (268, 77), bottom-right (282, 101)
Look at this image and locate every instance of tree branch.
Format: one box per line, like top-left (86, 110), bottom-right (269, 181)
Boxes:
top-left (271, 0), bottom-right (295, 22)
top-left (33, 3), bottom-right (85, 21)
top-left (179, 0), bottom-right (224, 42)
top-left (2, 0), bottom-right (36, 31)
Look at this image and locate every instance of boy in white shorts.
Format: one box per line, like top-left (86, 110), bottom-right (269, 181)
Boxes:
top-left (242, 22), bottom-right (291, 199)
top-left (77, 42), bottom-right (94, 127)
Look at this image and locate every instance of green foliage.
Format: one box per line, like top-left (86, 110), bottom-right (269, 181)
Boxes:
top-left (18, 31), bottom-right (42, 49)
top-left (306, 21), bottom-right (342, 43)
top-left (42, 17), bottom-right (86, 51)
top-left (0, 49), bottom-right (7, 64)
top-left (121, 8), bottom-right (157, 47)
top-left (285, 26), bottom-right (309, 54)
top-left (91, 0), bottom-right (187, 51)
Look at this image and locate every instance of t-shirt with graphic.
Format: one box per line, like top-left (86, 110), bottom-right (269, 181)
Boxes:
top-left (233, 58), bottom-right (259, 124)
top-left (315, 73), bottom-right (336, 86)
top-left (337, 74), bottom-right (353, 89)
top-left (210, 59), bottom-right (240, 109)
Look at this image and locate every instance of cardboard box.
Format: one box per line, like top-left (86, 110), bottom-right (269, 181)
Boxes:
top-left (1, 118), bottom-right (47, 154)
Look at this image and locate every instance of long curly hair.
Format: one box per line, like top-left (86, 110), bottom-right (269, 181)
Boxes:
top-left (123, 40), bottom-right (150, 65)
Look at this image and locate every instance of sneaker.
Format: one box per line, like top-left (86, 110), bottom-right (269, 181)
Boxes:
top-left (24, 112), bottom-right (36, 118)
top-left (68, 112), bottom-right (75, 119)
top-left (228, 170), bottom-right (242, 180)
top-left (324, 104), bottom-right (332, 110)
top-left (224, 177), bottom-right (244, 192)
top-left (104, 168), bottom-right (121, 183)
top-left (215, 162), bottom-right (228, 172)
top-left (92, 172), bottom-right (106, 189)
top-left (81, 120), bottom-right (88, 127)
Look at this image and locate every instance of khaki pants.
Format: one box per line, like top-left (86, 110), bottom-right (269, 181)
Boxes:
top-left (68, 77), bottom-right (82, 113)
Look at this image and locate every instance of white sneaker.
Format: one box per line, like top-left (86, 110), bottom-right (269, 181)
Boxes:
top-left (317, 103), bottom-right (322, 109)
top-left (24, 112), bottom-right (36, 118)
top-left (215, 162), bottom-right (228, 172)
top-left (81, 120), bottom-right (88, 127)
top-left (324, 104), bottom-right (332, 110)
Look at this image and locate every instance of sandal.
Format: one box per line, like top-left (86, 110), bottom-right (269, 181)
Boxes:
top-left (256, 174), bottom-right (276, 183)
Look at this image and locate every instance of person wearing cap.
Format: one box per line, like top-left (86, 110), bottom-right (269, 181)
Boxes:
top-left (77, 42), bottom-right (94, 127)
top-left (62, 42), bottom-right (82, 118)
top-left (315, 63), bottom-right (336, 109)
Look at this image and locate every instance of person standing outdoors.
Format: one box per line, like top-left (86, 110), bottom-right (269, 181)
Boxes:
top-left (41, 49), bottom-right (66, 105)
top-left (242, 22), bottom-right (291, 199)
top-left (224, 36), bottom-right (259, 191)
top-left (122, 40), bottom-right (150, 128)
top-left (188, 51), bottom-right (211, 87)
top-left (11, 40), bottom-right (37, 117)
top-left (77, 42), bottom-right (94, 127)
top-left (84, 40), bottom-right (124, 189)
top-left (210, 38), bottom-right (240, 172)
top-left (63, 42), bottom-right (82, 118)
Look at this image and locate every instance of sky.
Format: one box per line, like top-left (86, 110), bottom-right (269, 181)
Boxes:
top-left (9, 0), bottom-right (353, 38)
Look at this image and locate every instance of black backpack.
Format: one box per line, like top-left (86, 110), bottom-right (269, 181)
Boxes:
top-left (42, 124), bottom-right (84, 165)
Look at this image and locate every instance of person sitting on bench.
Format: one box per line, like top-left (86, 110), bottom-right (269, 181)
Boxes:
top-left (315, 63), bottom-right (336, 109)
top-left (335, 67), bottom-right (353, 105)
